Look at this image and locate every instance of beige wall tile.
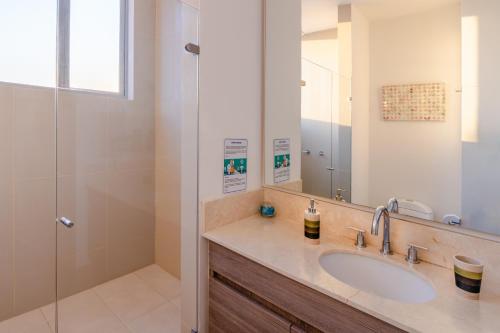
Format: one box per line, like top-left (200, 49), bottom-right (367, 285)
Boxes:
top-left (14, 178), bottom-right (56, 315)
top-left (107, 169), bottom-right (155, 278)
top-left (13, 87), bottom-right (55, 181)
top-left (155, 215), bottom-right (181, 279)
top-left (202, 189), bottom-right (264, 232)
top-left (0, 178), bottom-right (14, 321)
top-left (57, 92), bottom-right (108, 177)
top-left (58, 173), bottom-right (107, 252)
top-left (155, 170), bottom-right (181, 278)
top-left (0, 85), bottom-right (14, 321)
top-left (107, 98), bottom-right (155, 173)
top-left (0, 85), bottom-right (13, 181)
top-left (154, 0), bottom-right (181, 280)
top-left (57, 245), bottom-right (107, 300)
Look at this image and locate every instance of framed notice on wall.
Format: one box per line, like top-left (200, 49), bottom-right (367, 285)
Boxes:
top-left (273, 138), bottom-right (291, 184)
top-left (223, 139), bottom-right (248, 194)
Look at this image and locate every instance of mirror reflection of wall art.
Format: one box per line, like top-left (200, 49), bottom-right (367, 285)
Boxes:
top-left (382, 83), bottom-right (446, 121)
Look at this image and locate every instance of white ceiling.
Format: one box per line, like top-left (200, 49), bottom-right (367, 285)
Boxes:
top-left (302, 0), bottom-right (460, 34)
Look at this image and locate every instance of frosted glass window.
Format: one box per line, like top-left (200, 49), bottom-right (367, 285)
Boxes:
top-left (68, 0), bottom-right (124, 93)
top-left (0, 0), bottom-right (57, 87)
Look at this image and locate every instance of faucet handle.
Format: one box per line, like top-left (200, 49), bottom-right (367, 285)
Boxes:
top-left (405, 243), bottom-right (428, 264)
top-left (346, 226), bottom-right (366, 249)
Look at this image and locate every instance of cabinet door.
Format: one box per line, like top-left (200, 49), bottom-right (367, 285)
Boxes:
top-left (209, 278), bottom-right (291, 333)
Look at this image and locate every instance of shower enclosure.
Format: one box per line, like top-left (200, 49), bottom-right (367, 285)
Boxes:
top-left (301, 58), bottom-right (352, 201)
top-left (0, 0), bottom-right (196, 331)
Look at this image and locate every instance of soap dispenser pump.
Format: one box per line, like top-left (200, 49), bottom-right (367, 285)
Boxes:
top-left (304, 199), bottom-right (320, 245)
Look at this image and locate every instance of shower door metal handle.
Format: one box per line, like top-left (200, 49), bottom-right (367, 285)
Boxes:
top-left (326, 167), bottom-right (335, 171)
top-left (58, 217), bottom-right (74, 229)
top-left (185, 43), bottom-right (200, 55)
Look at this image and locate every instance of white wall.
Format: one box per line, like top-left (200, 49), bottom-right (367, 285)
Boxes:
top-left (198, 0), bottom-right (263, 201)
top-left (302, 29), bottom-right (338, 73)
top-left (350, 5), bottom-right (371, 205)
top-left (264, 0), bottom-right (301, 186)
top-left (461, 0), bottom-right (500, 234)
top-left (197, 0), bottom-right (263, 331)
top-left (367, 4), bottom-right (462, 219)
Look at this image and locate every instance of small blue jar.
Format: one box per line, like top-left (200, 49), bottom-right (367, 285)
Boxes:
top-left (259, 203), bottom-right (276, 218)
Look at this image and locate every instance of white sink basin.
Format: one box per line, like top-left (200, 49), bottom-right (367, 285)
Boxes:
top-left (319, 252), bottom-right (436, 303)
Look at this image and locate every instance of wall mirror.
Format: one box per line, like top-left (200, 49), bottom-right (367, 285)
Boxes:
top-left (264, 0), bottom-right (500, 236)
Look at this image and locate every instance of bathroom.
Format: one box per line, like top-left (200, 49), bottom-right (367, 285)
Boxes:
top-left (1, 0), bottom-right (500, 332)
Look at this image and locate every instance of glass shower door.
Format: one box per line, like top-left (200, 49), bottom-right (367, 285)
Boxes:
top-left (301, 58), bottom-right (334, 198)
top-left (0, 0), bottom-right (58, 331)
top-left (55, 0), bottom-right (159, 332)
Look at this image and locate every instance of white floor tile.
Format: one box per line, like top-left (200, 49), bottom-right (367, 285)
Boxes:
top-left (42, 290), bottom-right (130, 333)
top-left (0, 265), bottom-right (179, 333)
top-left (0, 309), bottom-right (51, 333)
top-left (134, 265), bottom-right (181, 301)
top-left (127, 302), bottom-right (180, 333)
top-left (93, 273), bottom-right (166, 323)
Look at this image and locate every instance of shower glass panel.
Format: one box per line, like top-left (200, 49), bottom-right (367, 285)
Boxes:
top-left (0, 0), bottom-right (58, 329)
top-left (1, 0), bottom-right (188, 331)
top-left (55, 0), bottom-right (157, 331)
top-left (301, 59), bottom-right (334, 198)
top-left (300, 59), bottom-right (352, 201)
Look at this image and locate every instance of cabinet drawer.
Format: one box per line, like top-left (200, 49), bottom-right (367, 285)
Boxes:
top-left (209, 277), bottom-right (291, 333)
top-left (209, 241), bottom-right (405, 333)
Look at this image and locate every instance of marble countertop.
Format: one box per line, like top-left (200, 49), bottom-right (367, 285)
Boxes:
top-left (203, 215), bottom-right (500, 333)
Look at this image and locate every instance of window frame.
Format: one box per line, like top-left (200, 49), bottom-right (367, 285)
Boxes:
top-left (57, 0), bottom-right (129, 97)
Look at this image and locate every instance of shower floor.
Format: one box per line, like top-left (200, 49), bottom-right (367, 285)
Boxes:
top-left (0, 265), bottom-right (181, 333)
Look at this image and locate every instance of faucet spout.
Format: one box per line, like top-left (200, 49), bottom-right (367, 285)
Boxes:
top-left (371, 206), bottom-right (393, 255)
top-left (387, 197), bottom-right (399, 213)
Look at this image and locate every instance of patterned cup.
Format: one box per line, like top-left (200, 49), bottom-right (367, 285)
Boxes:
top-left (454, 255), bottom-right (484, 299)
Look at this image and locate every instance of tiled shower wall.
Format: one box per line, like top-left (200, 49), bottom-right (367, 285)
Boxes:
top-left (0, 0), bottom-right (156, 321)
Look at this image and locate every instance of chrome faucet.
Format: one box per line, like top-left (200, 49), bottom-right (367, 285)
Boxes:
top-left (387, 197), bottom-right (399, 213)
top-left (371, 206), bottom-right (393, 255)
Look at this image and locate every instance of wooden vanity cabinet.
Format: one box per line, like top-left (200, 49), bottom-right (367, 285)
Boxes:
top-left (209, 278), bottom-right (291, 332)
top-left (209, 241), bottom-right (406, 333)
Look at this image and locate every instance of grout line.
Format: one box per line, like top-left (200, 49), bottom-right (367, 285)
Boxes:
top-left (89, 288), bottom-right (135, 333)
top-left (87, 286), bottom-right (135, 333)
top-left (38, 308), bottom-right (56, 333)
top-left (91, 266), bottom-right (176, 325)
top-left (133, 265), bottom-right (182, 301)
top-left (132, 271), bottom-right (172, 302)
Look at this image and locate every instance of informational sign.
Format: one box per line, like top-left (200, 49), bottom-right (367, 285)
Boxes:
top-left (223, 139), bottom-right (248, 194)
top-left (273, 138), bottom-right (291, 183)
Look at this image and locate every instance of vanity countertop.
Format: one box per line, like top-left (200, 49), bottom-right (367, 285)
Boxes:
top-left (203, 215), bottom-right (500, 333)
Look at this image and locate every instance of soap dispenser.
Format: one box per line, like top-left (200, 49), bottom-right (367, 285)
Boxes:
top-left (304, 199), bottom-right (320, 245)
